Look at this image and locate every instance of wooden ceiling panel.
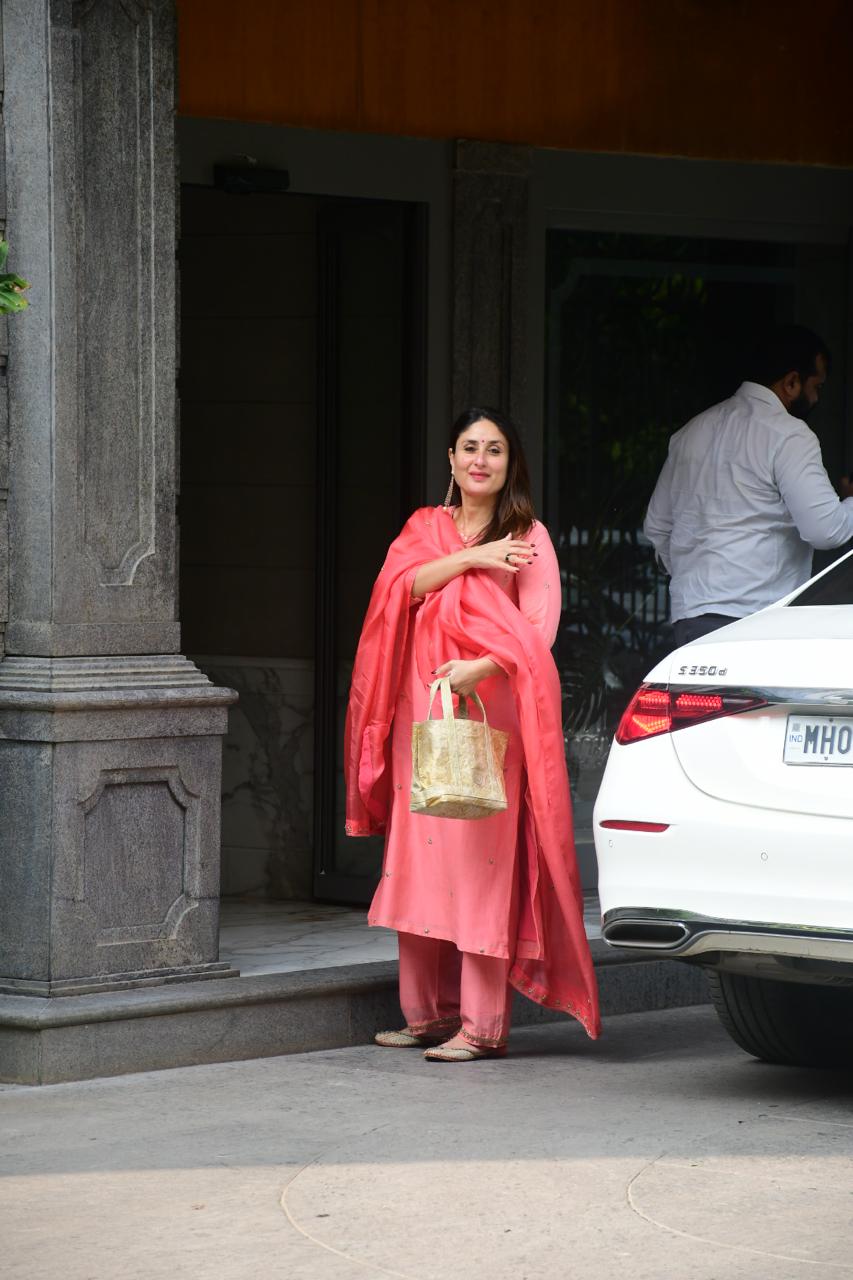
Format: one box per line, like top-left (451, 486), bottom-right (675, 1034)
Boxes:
top-left (176, 0), bottom-right (853, 167)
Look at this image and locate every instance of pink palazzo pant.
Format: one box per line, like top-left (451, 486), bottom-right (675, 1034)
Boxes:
top-left (398, 931), bottom-right (514, 1048)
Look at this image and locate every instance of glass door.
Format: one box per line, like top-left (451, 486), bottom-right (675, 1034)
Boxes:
top-left (545, 230), bottom-right (849, 887)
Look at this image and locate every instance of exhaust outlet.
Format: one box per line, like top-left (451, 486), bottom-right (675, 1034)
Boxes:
top-left (602, 918), bottom-right (690, 950)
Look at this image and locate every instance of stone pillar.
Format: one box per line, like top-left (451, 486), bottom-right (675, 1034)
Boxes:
top-left (0, 0), bottom-right (236, 996)
top-left (451, 141), bottom-right (531, 423)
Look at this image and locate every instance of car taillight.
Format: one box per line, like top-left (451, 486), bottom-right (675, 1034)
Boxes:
top-left (615, 683), bottom-right (767, 745)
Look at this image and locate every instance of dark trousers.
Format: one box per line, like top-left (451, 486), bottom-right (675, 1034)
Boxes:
top-left (672, 613), bottom-right (739, 647)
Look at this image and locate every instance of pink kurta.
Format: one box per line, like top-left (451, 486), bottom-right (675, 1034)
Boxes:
top-left (368, 512), bottom-right (561, 959)
top-left (345, 505), bottom-right (600, 1039)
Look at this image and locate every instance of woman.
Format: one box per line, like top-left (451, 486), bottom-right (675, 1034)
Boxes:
top-left (345, 408), bottom-right (600, 1061)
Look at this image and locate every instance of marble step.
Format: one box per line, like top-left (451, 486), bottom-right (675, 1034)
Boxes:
top-left (0, 940), bottom-right (710, 1086)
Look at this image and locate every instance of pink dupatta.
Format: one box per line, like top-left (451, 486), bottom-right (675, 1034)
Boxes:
top-left (345, 506), bottom-right (601, 1039)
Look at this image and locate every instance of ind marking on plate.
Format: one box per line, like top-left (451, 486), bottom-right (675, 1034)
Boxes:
top-left (784, 714), bottom-right (853, 766)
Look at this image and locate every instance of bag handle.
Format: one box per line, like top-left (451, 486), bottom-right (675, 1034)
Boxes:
top-left (425, 676), bottom-right (500, 789)
top-left (426, 676), bottom-right (490, 725)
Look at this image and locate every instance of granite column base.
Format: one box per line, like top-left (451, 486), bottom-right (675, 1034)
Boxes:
top-left (0, 655), bottom-right (239, 998)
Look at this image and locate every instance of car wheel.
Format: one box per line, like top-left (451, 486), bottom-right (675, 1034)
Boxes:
top-left (708, 970), bottom-right (853, 1067)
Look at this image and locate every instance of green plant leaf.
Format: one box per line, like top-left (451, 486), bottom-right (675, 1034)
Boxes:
top-left (0, 285), bottom-right (29, 313)
top-left (0, 266), bottom-right (31, 313)
top-left (0, 242), bottom-right (30, 312)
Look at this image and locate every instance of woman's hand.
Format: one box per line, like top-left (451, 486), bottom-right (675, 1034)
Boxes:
top-left (434, 657), bottom-right (502, 696)
top-left (411, 533), bottom-right (536, 598)
top-left (465, 533), bottom-right (535, 574)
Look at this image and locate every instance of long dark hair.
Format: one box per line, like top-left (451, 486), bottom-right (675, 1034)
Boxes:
top-left (446, 406), bottom-right (536, 544)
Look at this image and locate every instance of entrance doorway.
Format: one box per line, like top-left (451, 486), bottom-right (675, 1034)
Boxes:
top-left (312, 199), bottom-right (427, 902)
top-left (179, 186), bottom-right (426, 906)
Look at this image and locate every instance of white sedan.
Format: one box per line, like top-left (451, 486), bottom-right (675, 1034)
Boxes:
top-left (594, 548), bottom-right (853, 1067)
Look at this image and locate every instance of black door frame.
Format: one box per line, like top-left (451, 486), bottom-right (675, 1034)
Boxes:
top-left (312, 198), bottom-right (429, 902)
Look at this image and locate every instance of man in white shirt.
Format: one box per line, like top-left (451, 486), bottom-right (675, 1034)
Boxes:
top-left (644, 325), bottom-right (853, 648)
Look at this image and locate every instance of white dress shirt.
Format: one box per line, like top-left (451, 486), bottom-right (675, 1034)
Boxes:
top-left (644, 381), bottom-right (853, 622)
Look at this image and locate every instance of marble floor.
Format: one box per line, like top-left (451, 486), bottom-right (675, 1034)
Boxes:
top-left (219, 897), bottom-right (602, 976)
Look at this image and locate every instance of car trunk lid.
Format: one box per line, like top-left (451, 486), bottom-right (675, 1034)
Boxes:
top-left (666, 606), bottom-right (853, 820)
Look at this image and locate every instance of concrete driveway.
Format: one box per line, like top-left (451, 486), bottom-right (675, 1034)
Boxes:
top-left (2, 1004), bottom-right (852, 1279)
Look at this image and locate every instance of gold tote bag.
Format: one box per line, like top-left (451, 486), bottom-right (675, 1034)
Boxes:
top-left (410, 676), bottom-right (508, 820)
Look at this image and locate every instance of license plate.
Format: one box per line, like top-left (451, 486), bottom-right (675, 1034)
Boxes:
top-left (784, 714), bottom-right (853, 765)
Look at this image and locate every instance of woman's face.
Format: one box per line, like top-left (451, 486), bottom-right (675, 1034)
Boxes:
top-left (449, 419), bottom-right (510, 501)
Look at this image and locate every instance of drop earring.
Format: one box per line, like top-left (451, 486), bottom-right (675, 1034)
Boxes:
top-left (444, 472), bottom-right (455, 507)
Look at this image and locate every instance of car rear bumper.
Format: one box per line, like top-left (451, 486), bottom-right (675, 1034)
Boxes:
top-left (594, 734), bottom-right (853, 932)
top-left (601, 907), bottom-right (853, 985)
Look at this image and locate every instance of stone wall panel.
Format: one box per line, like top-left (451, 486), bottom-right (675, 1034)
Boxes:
top-left (0, 499), bottom-right (8, 657)
top-left (4, 0), bottom-right (179, 656)
top-left (0, 741), bottom-right (53, 982)
top-left (452, 141), bottom-right (529, 425)
top-left (74, 0), bottom-right (158, 587)
top-left (49, 733), bottom-right (222, 983)
top-left (0, 4), bottom-right (7, 658)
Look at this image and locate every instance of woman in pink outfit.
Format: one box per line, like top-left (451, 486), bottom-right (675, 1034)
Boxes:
top-left (345, 408), bottom-right (600, 1061)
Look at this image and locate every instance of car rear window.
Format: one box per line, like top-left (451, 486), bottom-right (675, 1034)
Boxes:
top-left (789, 554), bottom-right (853, 607)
